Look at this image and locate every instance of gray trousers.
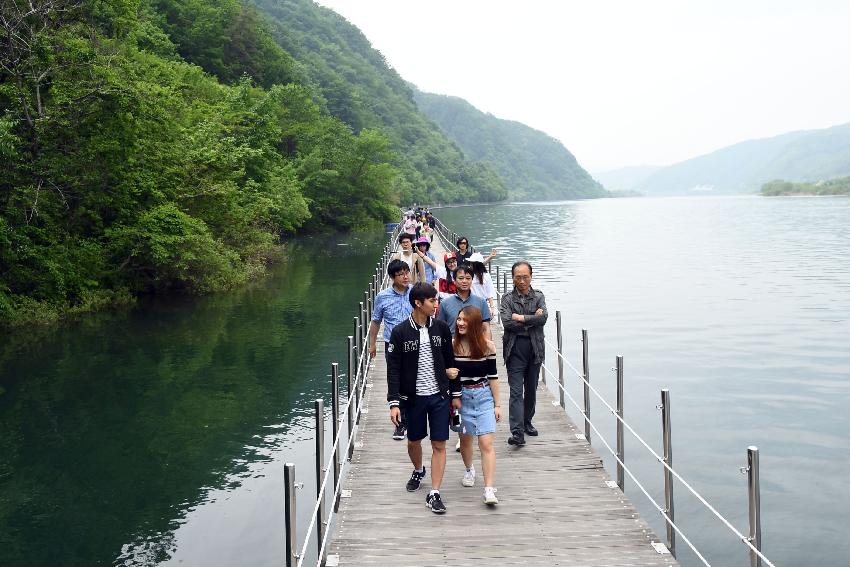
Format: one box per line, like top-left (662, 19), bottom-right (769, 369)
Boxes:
top-left (506, 336), bottom-right (541, 436)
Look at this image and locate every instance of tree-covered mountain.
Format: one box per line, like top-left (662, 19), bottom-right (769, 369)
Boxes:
top-left (637, 122), bottom-right (850, 195)
top-left (248, 0), bottom-right (507, 205)
top-left (0, 0), bottom-right (505, 325)
top-left (412, 89), bottom-right (607, 201)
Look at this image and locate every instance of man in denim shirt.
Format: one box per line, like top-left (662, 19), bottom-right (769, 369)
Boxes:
top-left (499, 261), bottom-right (548, 446)
top-left (370, 259), bottom-right (413, 439)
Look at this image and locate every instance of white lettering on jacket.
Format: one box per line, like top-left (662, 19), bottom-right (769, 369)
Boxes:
top-left (403, 340), bottom-right (418, 352)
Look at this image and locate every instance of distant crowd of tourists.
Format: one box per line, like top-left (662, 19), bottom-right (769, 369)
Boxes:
top-left (369, 207), bottom-right (547, 514)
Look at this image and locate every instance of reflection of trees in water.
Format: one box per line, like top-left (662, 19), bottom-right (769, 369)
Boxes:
top-left (0, 232), bottom-right (385, 566)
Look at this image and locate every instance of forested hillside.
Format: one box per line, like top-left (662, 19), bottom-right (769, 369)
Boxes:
top-left (413, 89), bottom-right (607, 201)
top-left (762, 177), bottom-right (850, 196)
top-left (637, 122), bottom-right (850, 195)
top-left (0, 0), bottom-right (504, 326)
top-left (250, 0), bottom-right (507, 206)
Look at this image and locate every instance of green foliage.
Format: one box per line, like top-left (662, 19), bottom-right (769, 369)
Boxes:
top-left (413, 89), bottom-right (607, 201)
top-left (0, 0), bottom-right (512, 326)
top-left (761, 177), bottom-right (850, 196)
top-left (251, 0), bottom-right (508, 205)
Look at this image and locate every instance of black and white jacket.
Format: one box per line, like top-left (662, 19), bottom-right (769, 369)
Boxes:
top-left (386, 316), bottom-right (459, 407)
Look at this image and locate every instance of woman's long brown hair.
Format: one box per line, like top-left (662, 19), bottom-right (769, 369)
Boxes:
top-left (453, 306), bottom-right (488, 359)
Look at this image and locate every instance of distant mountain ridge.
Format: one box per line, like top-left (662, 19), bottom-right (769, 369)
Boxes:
top-left (592, 165), bottom-right (661, 192)
top-left (412, 89), bottom-right (607, 201)
top-left (636, 122), bottom-right (850, 195)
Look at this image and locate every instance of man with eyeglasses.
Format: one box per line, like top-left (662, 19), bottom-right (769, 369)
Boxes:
top-left (499, 261), bottom-right (548, 446)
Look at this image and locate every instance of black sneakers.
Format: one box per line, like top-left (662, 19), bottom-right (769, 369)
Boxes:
top-left (406, 467), bottom-right (426, 491)
top-left (524, 424), bottom-right (539, 436)
top-left (507, 433), bottom-right (526, 446)
top-left (392, 424), bottom-right (406, 440)
top-left (425, 492), bottom-right (446, 514)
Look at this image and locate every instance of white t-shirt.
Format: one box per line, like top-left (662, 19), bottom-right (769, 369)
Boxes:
top-left (471, 273), bottom-right (496, 300)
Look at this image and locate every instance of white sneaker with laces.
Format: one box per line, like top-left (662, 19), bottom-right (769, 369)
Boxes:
top-left (461, 466), bottom-right (475, 487)
top-left (483, 487), bottom-right (498, 505)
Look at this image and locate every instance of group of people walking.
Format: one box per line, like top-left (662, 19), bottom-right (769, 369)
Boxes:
top-left (369, 214), bottom-right (547, 514)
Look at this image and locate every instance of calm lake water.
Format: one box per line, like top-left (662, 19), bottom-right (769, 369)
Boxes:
top-left (1, 196), bottom-right (848, 566)
top-left (0, 232), bottom-right (387, 567)
top-left (437, 196), bottom-right (850, 567)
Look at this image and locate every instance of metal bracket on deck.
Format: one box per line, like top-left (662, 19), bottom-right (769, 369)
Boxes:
top-left (354, 442), bottom-right (363, 449)
top-left (651, 542), bottom-right (671, 555)
top-left (326, 554), bottom-right (340, 566)
top-left (361, 408), bottom-right (369, 414)
top-left (551, 400), bottom-right (559, 406)
top-left (605, 480), bottom-right (619, 489)
top-left (341, 489), bottom-right (352, 498)
top-left (575, 433), bottom-right (586, 440)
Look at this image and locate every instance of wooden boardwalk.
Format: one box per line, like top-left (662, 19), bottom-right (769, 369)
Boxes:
top-left (328, 236), bottom-right (677, 567)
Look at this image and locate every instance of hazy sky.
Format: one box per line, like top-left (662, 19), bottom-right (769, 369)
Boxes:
top-left (315, 0), bottom-right (850, 171)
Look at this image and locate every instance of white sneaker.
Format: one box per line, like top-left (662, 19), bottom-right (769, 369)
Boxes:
top-left (483, 487), bottom-right (498, 505)
top-left (461, 467), bottom-right (476, 487)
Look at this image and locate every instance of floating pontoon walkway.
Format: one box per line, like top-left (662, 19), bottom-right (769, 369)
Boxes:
top-left (328, 236), bottom-right (677, 567)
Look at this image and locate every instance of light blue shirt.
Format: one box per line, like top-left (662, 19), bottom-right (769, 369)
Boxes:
top-left (437, 292), bottom-right (491, 334)
top-left (372, 285), bottom-right (413, 341)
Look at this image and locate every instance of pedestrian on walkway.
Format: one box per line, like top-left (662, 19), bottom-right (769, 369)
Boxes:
top-left (499, 261), bottom-right (548, 447)
top-left (391, 233), bottom-right (426, 283)
top-left (387, 283), bottom-right (460, 514)
top-left (467, 252), bottom-right (497, 317)
top-left (455, 236), bottom-right (496, 266)
top-left (437, 264), bottom-right (492, 339)
top-left (452, 306), bottom-right (500, 505)
top-left (370, 259), bottom-right (414, 440)
top-left (415, 237), bottom-right (437, 284)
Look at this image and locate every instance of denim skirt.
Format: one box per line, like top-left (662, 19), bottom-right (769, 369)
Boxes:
top-left (459, 383), bottom-right (497, 436)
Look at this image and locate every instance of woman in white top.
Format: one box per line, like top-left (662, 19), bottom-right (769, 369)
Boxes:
top-left (467, 252), bottom-right (496, 316)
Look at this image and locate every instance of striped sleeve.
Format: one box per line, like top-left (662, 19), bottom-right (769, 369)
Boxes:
top-left (486, 354), bottom-right (498, 379)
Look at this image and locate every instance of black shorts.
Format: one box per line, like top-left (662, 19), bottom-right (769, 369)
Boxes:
top-left (401, 393), bottom-right (450, 442)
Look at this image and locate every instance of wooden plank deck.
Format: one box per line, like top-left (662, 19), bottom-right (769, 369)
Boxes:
top-left (328, 235), bottom-right (677, 567)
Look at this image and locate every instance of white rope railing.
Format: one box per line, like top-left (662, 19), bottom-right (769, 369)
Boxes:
top-left (292, 223), bottom-right (399, 566)
top-left (540, 336), bottom-right (776, 567)
top-left (538, 362), bottom-right (711, 565)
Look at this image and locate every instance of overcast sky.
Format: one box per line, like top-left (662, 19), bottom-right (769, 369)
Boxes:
top-left (315, 0), bottom-right (850, 171)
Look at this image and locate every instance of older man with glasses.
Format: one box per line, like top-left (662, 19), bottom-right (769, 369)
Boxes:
top-left (499, 261), bottom-right (548, 446)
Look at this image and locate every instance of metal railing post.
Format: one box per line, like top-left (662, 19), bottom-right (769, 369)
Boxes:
top-left (661, 388), bottom-right (675, 557)
top-left (284, 462), bottom-right (297, 567)
top-left (502, 272), bottom-right (508, 295)
top-left (331, 363), bottom-right (341, 512)
top-left (581, 329), bottom-right (591, 443)
top-left (314, 399), bottom-right (325, 554)
top-left (495, 265), bottom-right (500, 293)
top-left (616, 355), bottom-right (625, 491)
top-left (347, 336), bottom-right (355, 460)
top-left (556, 311), bottom-right (564, 408)
top-left (354, 314), bottom-right (362, 379)
top-left (747, 446), bottom-right (762, 567)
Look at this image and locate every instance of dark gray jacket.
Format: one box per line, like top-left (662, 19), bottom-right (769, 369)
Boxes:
top-left (499, 287), bottom-right (548, 364)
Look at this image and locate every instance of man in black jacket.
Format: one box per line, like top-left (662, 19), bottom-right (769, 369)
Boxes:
top-left (387, 283), bottom-right (460, 514)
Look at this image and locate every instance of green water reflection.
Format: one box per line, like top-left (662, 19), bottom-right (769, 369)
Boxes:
top-left (0, 232), bottom-right (386, 567)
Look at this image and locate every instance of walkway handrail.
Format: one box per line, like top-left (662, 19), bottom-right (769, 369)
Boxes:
top-left (539, 336), bottom-right (776, 567)
top-left (287, 220), bottom-right (402, 567)
top-left (434, 214), bottom-right (774, 567)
